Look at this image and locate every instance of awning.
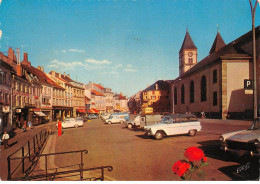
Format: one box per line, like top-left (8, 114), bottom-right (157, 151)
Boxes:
top-left (34, 111), bottom-right (46, 117)
top-left (88, 109), bottom-right (99, 113)
top-left (76, 109), bottom-right (86, 113)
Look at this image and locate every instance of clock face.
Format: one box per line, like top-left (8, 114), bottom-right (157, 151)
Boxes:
top-left (188, 52), bottom-right (193, 57)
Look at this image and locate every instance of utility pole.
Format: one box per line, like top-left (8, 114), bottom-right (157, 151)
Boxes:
top-left (249, 0), bottom-right (258, 121)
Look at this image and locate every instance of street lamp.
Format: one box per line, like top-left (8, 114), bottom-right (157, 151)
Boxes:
top-left (249, 0), bottom-right (258, 121)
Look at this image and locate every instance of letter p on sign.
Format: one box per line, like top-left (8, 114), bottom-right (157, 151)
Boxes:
top-left (244, 79), bottom-right (253, 89)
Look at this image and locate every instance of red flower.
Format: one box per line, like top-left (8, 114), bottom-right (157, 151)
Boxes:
top-left (202, 156), bottom-right (207, 162)
top-left (172, 160), bottom-right (190, 177)
top-left (184, 147), bottom-right (205, 162)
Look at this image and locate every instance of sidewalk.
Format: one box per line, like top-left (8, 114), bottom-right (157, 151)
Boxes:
top-left (198, 118), bottom-right (253, 125)
top-left (0, 121), bottom-right (56, 181)
top-left (32, 133), bottom-right (114, 181)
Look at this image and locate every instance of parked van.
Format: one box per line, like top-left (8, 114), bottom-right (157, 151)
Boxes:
top-left (140, 114), bottom-right (162, 128)
top-left (105, 115), bottom-right (126, 124)
top-left (124, 115), bottom-right (141, 128)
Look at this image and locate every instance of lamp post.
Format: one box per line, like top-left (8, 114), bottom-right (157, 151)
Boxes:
top-left (249, 0), bottom-right (258, 121)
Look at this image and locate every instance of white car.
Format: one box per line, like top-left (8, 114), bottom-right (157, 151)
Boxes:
top-left (57, 118), bottom-right (83, 128)
top-left (219, 119), bottom-right (260, 157)
top-left (105, 115), bottom-right (126, 125)
top-left (144, 114), bottom-right (201, 140)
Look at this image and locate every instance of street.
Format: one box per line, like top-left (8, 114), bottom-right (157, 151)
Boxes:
top-left (48, 117), bottom-right (258, 181)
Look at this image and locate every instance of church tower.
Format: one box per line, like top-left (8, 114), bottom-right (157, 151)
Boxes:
top-left (179, 29), bottom-right (197, 76)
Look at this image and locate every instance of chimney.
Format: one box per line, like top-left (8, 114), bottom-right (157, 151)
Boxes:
top-left (24, 53), bottom-right (28, 62)
top-left (67, 74), bottom-right (70, 78)
top-left (41, 66), bottom-right (44, 72)
top-left (21, 52), bottom-right (31, 67)
top-left (37, 66), bottom-right (41, 70)
top-left (156, 84), bottom-right (158, 90)
top-left (59, 73), bottom-right (61, 78)
top-left (7, 48), bottom-right (17, 65)
top-left (64, 72), bottom-right (66, 77)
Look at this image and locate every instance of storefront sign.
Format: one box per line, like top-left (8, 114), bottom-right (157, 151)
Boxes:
top-left (3, 106), bottom-right (10, 113)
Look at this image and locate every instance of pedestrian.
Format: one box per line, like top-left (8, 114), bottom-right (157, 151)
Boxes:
top-left (58, 119), bottom-right (62, 136)
top-left (28, 121), bottom-right (33, 129)
top-left (2, 130), bottom-right (10, 149)
top-left (201, 111), bottom-right (206, 119)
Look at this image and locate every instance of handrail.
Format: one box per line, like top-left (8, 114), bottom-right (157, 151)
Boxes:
top-left (9, 149), bottom-right (88, 160)
top-left (7, 128), bottom-right (50, 180)
top-left (9, 165), bottom-right (113, 181)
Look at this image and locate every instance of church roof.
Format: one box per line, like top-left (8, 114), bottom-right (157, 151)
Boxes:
top-left (178, 26), bottom-right (260, 79)
top-left (179, 30), bottom-right (197, 52)
top-left (209, 31), bottom-right (226, 54)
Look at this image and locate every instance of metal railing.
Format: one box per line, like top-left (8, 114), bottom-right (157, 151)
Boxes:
top-left (8, 149), bottom-right (113, 181)
top-left (7, 128), bottom-right (50, 180)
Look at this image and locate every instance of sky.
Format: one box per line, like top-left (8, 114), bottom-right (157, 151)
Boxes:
top-left (0, 0), bottom-right (259, 97)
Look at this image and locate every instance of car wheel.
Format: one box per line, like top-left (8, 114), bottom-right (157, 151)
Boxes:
top-left (188, 129), bottom-right (197, 136)
top-left (108, 121), bottom-right (111, 125)
top-left (75, 124), bottom-right (79, 128)
top-left (155, 131), bottom-right (163, 140)
top-left (128, 123), bottom-right (133, 129)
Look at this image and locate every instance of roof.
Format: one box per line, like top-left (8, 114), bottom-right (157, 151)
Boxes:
top-left (94, 83), bottom-right (105, 90)
top-left (21, 63), bottom-right (64, 89)
top-left (119, 94), bottom-right (127, 100)
top-left (209, 31), bottom-right (226, 54)
top-left (91, 90), bottom-right (105, 96)
top-left (179, 26), bottom-right (260, 79)
top-left (179, 30), bottom-right (197, 52)
top-left (143, 80), bottom-right (170, 92)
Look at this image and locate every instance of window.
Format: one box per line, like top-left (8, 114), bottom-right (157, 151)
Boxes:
top-left (213, 91), bottom-right (218, 106)
top-left (201, 76), bottom-right (207, 102)
top-left (174, 87), bottom-right (177, 105)
top-left (188, 58), bottom-right (193, 64)
top-left (190, 81), bottom-right (194, 103)
top-left (181, 84), bottom-right (185, 104)
top-left (213, 70), bottom-right (217, 83)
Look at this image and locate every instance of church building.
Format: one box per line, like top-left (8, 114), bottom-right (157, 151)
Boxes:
top-left (172, 26), bottom-right (259, 119)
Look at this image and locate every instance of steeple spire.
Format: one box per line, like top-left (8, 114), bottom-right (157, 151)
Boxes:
top-left (209, 29), bottom-right (226, 54)
top-left (179, 29), bottom-right (197, 53)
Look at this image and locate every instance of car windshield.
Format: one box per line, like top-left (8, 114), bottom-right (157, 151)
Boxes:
top-left (249, 119), bottom-right (260, 130)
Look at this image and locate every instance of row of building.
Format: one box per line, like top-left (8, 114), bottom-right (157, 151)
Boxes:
top-left (0, 49), bottom-right (128, 133)
top-left (128, 26), bottom-right (260, 120)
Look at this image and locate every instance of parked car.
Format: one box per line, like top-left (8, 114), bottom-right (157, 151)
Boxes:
top-left (57, 118), bottom-right (83, 129)
top-left (88, 114), bottom-right (99, 119)
top-left (76, 116), bottom-right (88, 122)
top-left (219, 118), bottom-right (260, 157)
top-left (101, 113), bottom-right (109, 120)
top-left (102, 113), bottom-right (111, 121)
top-left (144, 114), bottom-right (201, 140)
top-left (105, 115), bottom-right (126, 125)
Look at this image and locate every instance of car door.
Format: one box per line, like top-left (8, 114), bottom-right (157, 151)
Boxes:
top-left (167, 117), bottom-right (181, 135)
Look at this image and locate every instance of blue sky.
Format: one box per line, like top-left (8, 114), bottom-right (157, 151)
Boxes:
top-left (0, 0), bottom-right (259, 97)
